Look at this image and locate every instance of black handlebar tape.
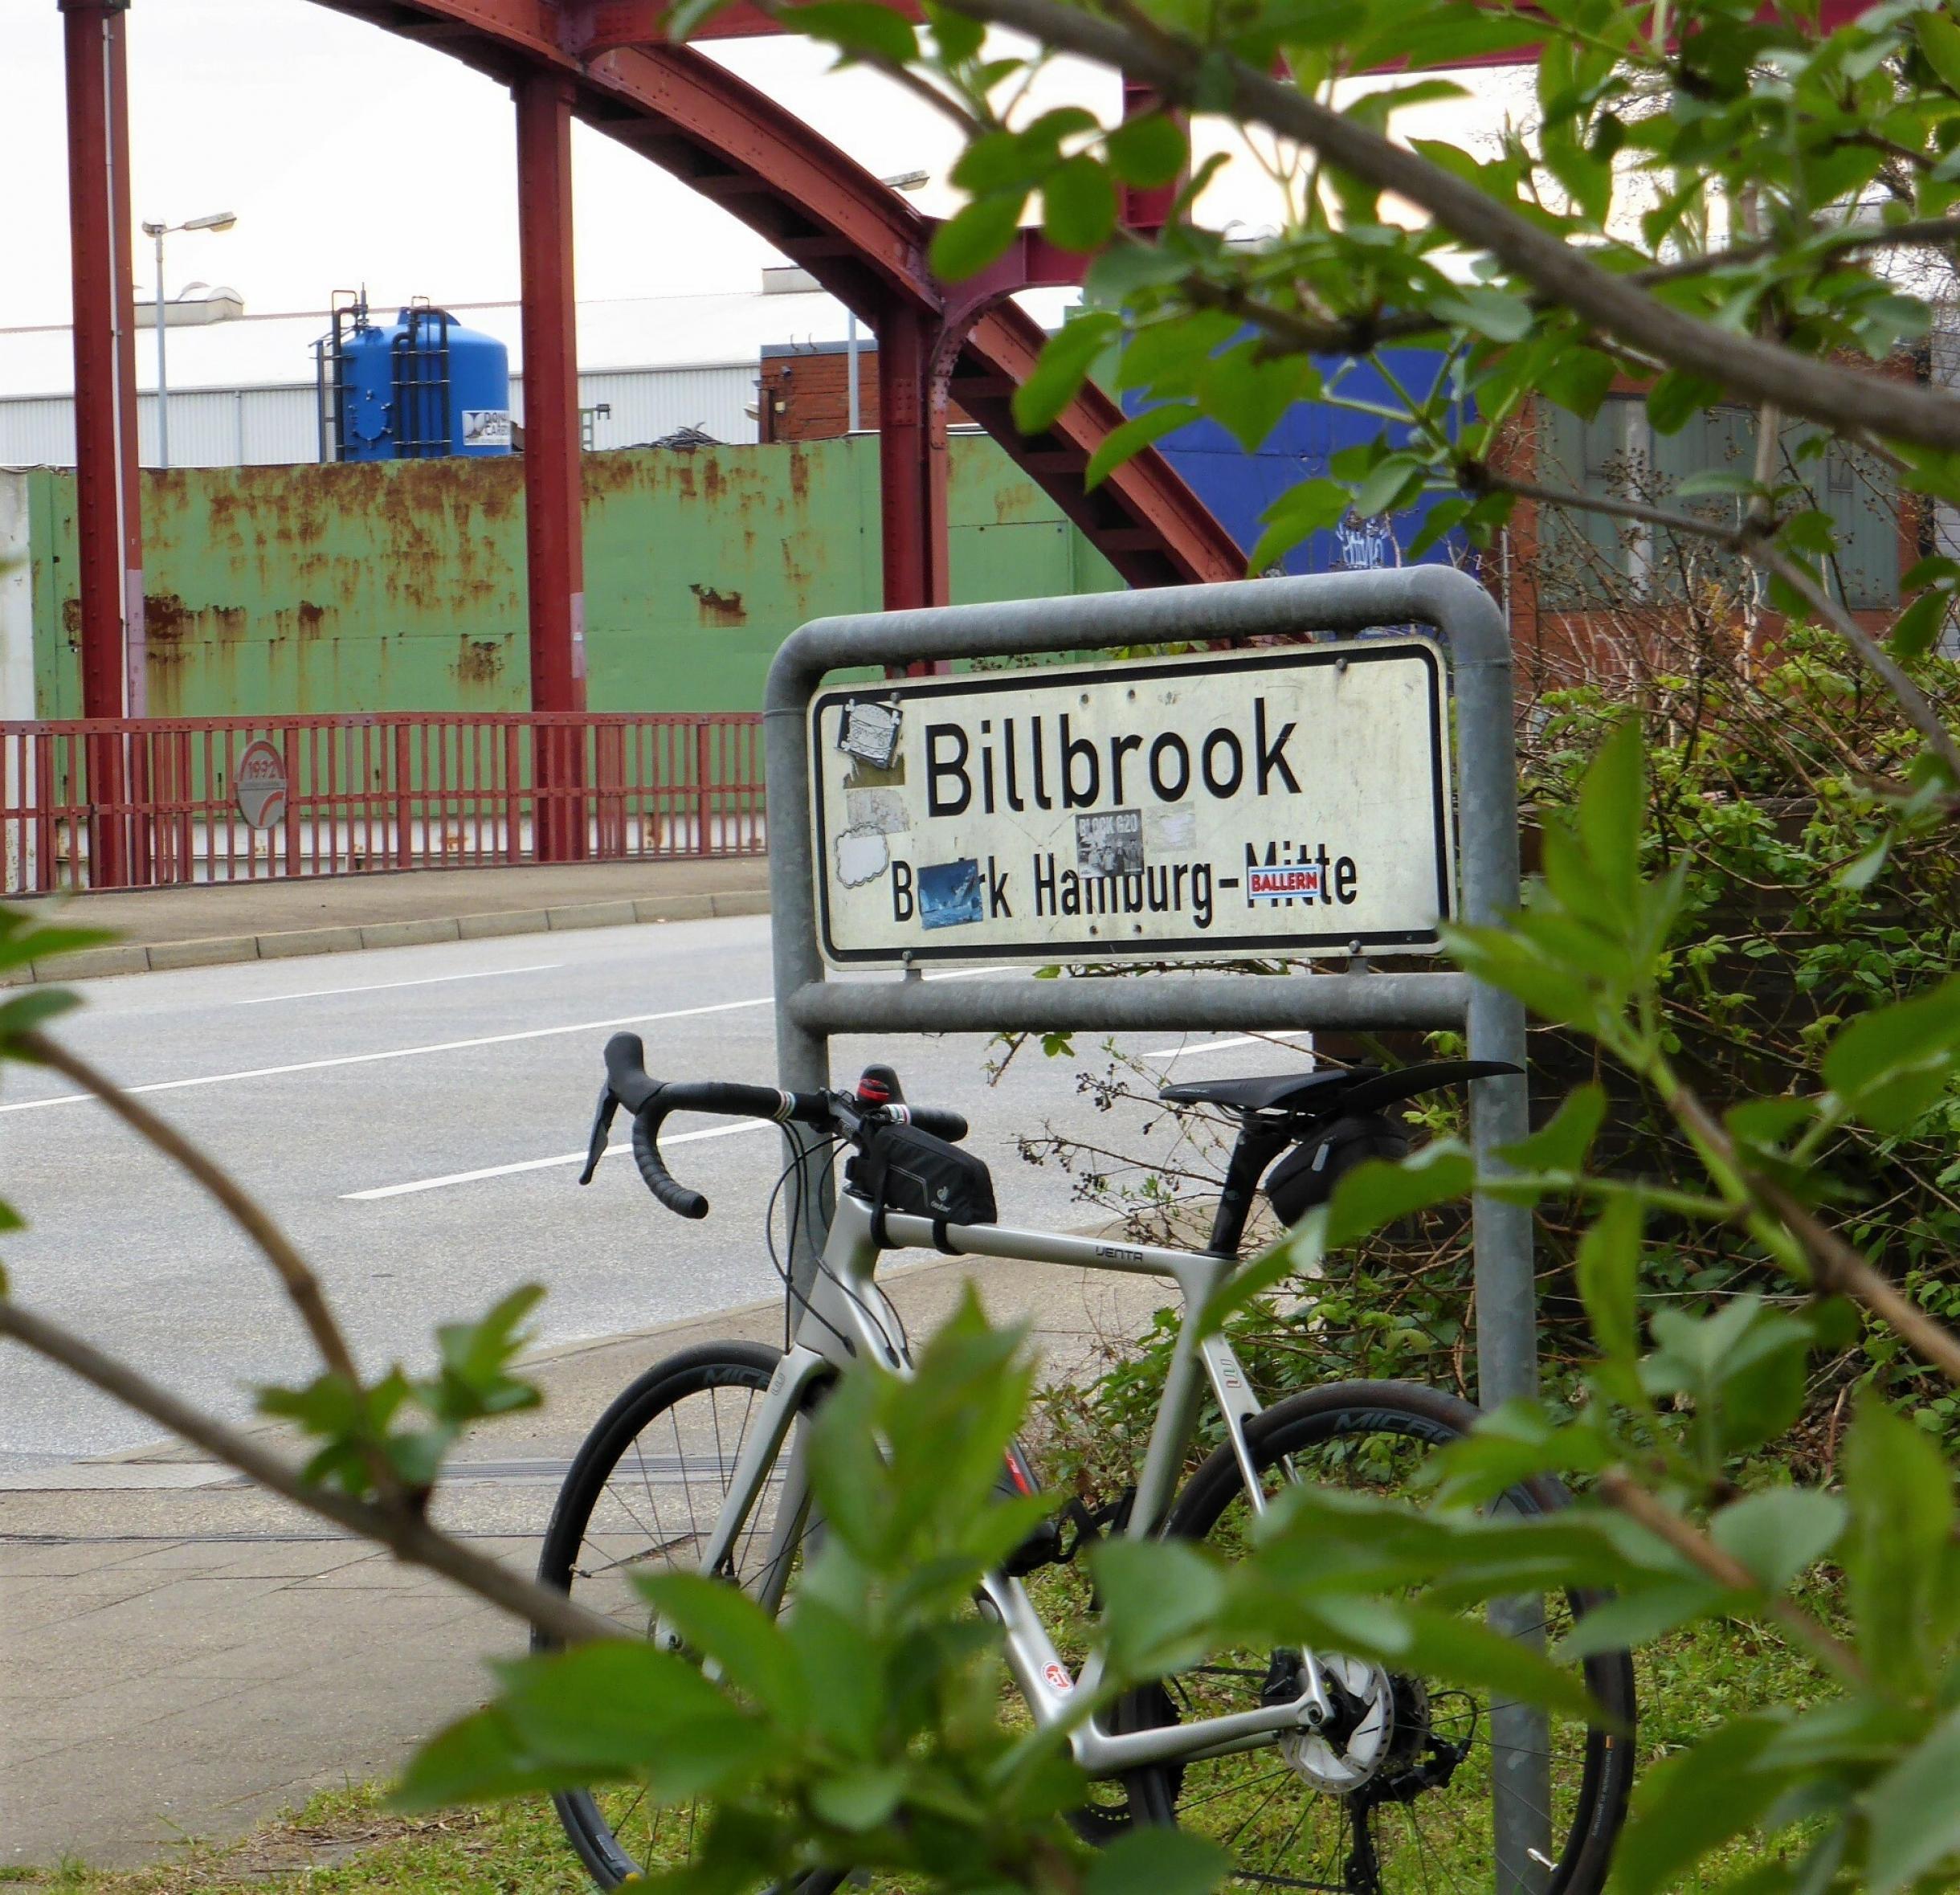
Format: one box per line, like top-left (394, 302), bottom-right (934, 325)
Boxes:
top-left (631, 1105), bottom-right (709, 1220)
top-left (655, 1080), bottom-right (829, 1124)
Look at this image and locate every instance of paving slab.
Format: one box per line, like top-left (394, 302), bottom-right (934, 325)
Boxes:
top-left (0, 1247), bottom-right (1166, 1871)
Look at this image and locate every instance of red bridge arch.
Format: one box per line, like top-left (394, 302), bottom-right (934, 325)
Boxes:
top-left (56, 0), bottom-right (1243, 876)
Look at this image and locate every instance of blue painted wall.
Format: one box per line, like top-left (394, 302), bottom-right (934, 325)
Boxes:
top-left (1138, 348), bottom-right (1464, 576)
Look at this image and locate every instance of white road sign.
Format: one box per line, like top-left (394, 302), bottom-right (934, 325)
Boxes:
top-left (809, 639), bottom-right (1454, 966)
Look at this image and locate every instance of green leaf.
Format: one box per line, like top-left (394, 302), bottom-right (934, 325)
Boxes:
top-left (785, 0), bottom-right (920, 63)
top-left (923, 0), bottom-right (983, 63)
top-left (1043, 157), bottom-right (1118, 254)
top-left (474, 1642), bottom-right (771, 1800)
top-left (1199, 345), bottom-right (1314, 454)
top-left (1917, 10), bottom-right (1960, 92)
top-left (1574, 1195), bottom-right (1642, 1364)
top-left (1105, 113), bottom-right (1187, 189)
top-left (1889, 585), bottom-right (1952, 661)
top-left (1428, 286), bottom-right (1536, 343)
top-left (809, 1762), bottom-right (909, 1832)
top-left (1821, 975), bottom-right (1960, 1131)
top-left (1840, 1394), bottom-right (1958, 1693)
top-left (1090, 1537), bottom-right (1226, 1678)
top-left (1864, 1703), bottom-right (1960, 1893)
top-left (1246, 479), bottom-right (1351, 573)
top-left (1327, 1139), bottom-right (1476, 1247)
top-left (1497, 1083), bottom-right (1606, 1174)
top-left (635, 1571), bottom-right (806, 1725)
top-left (392, 1705), bottom-right (572, 1810)
top-left (1012, 311), bottom-right (1120, 435)
top-left (1708, 1489), bottom-right (1847, 1591)
top-left (1613, 1716), bottom-right (1789, 1895)
top-left (1085, 403), bottom-right (1200, 488)
top-left (1574, 718), bottom-right (1645, 924)
top-left (1085, 1828), bottom-right (1227, 1895)
top-left (931, 193), bottom-right (1027, 284)
top-left (1354, 451), bottom-right (1427, 519)
top-left (1648, 369), bottom-right (1721, 436)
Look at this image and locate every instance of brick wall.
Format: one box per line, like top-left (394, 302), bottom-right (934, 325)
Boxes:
top-left (758, 347), bottom-right (972, 442)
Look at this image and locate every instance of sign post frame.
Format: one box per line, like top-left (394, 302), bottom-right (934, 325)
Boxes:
top-left (762, 566), bottom-right (1543, 1893)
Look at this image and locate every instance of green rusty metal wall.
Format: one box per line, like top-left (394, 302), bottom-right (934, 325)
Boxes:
top-left (26, 436), bottom-right (1122, 719)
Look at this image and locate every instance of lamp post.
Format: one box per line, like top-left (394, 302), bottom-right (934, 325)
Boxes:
top-left (140, 210), bottom-right (236, 468)
top-left (848, 173), bottom-right (931, 433)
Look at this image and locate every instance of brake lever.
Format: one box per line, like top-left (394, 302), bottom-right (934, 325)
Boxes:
top-left (578, 1083), bottom-right (619, 1186)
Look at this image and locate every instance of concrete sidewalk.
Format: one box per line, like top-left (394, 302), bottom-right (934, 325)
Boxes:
top-left (0, 1250), bottom-right (1166, 1869)
top-left (5, 857), bottom-right (771, 984)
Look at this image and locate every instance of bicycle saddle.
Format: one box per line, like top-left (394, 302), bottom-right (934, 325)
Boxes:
top-left (1160, 1059), bottom-right (1519, 1119)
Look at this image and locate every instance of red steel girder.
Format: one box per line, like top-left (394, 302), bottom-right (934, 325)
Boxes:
top-left (313, 0), bottom-right (1243, 587)
top-left (515, 66), bottom-right (589, 720)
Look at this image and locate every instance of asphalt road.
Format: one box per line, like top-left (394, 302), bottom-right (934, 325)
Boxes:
top-left (0, 914), bottom-right (1310, 1461)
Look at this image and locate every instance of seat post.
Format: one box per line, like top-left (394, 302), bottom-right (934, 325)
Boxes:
top-left (1205, 1121), bottom-right (1289, 1258)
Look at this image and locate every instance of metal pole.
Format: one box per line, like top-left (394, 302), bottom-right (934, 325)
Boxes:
top-left (846, 311), bottom-right (860, 433)
top-left (1446, 576), bottom-right (1552, 1895)
top-left (153, 226), bottom-right (169, 470)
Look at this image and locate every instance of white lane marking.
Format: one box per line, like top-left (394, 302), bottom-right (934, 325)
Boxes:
top-left (0, 994), bottom-right (776, 1115)
top-left (1141, 1030), bottom-right (1313, 1060)
top-left (4, 961), bottom-right (1015, 1116)
top-left (236, 962), bottom-right (563, 1006)
top-left (343, 1117), bottom-right (770, 1201)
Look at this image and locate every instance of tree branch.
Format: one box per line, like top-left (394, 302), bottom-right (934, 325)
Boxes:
top-left (18, 1029), bottom-right (410, 1507)
top-left (0, 1296), bottom-right (616, 1648)
top-left (1597, 1468), bottom-right (1866, 1684)
top-left (934, 0), bottom-right (1960, 453)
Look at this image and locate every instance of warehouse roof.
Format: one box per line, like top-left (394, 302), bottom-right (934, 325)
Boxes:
top-left (0, 283), bottom-right (1081, 398)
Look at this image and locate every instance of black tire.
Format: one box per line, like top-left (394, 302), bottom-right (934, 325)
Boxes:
top-left (535, 1341), bottom-right (827, 1891)
top-left (1126, 1379), bottom-right (1636, 1895)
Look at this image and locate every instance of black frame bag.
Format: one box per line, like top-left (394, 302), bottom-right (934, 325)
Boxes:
top-left (855, 1121), bottom-right (998, 1249)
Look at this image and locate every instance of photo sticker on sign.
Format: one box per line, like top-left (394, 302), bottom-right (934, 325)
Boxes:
top-left (808, 641), bottom-right (1454, 966)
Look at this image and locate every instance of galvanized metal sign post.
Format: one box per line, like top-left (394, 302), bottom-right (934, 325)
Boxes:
top-left (762, 566), bottom-right (1542, 1893)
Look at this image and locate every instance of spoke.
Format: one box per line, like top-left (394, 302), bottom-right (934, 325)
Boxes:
top-left (574, 1531), bottom-right (703, 1580)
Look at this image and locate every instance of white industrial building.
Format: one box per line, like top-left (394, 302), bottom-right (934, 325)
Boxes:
top-left (0, 278), bottom-right (849, 467)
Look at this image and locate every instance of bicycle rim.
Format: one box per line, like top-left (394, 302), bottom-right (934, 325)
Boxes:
top-left (535, 1342), bottom-right (815, 1891)
top-left (1134, 1380), bottom-right (1635, 1895)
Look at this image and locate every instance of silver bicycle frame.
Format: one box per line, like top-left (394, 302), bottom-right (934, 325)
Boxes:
top-left (686, 1186), bottom-right (1339, 1777)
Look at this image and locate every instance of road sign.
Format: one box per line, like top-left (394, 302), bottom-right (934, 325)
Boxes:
top-left (809, 639), bottom-right (1453, 966)
top-left (235, 739), bottom-right (288, 830)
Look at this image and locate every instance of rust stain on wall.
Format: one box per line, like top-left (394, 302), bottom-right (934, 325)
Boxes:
top-left (454, 637), bottom-right (506, 687)
top-left (689, 582), bottom-right (747, 627)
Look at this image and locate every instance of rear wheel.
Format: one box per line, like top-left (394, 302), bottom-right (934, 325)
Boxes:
top-left (1127, 1380), bottom-right (1635, 1895)
top-left (535, 1342), bottom-right (824, 1891)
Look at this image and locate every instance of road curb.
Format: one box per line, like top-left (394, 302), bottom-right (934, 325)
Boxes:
top-left (12, 888), bottom-right (771, 986)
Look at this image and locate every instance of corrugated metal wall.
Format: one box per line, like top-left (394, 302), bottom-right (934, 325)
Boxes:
top-left (21, 437), bottom-right (1121, 719)
top-left (0, 365), bottom-right (758, 468)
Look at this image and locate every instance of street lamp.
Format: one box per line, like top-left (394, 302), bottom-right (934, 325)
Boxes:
top-left (140, 211), bottom-right (237, 469)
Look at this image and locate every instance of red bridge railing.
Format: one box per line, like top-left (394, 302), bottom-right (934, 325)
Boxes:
top-left (1, 713), bottom-right (767, 895)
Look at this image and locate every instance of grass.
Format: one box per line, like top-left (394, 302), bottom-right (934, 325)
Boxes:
top-left (13, 1606), bottom-right (1834, 1895)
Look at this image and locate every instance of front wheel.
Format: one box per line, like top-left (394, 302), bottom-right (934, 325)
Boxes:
top-left (534, 1341), bottom-right (822, 1891)
top-left (1128, 1379), bottom-right (1636, 1895)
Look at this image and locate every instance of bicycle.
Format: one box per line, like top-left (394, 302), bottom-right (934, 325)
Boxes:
top-left (537, 1032), bottom-right (1637, 1895)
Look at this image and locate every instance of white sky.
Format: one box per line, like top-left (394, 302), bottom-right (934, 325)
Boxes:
top-left (0, 1), bottom-right (1527, 335)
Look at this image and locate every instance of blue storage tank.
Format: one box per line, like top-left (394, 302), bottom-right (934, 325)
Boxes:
top-left (316, 297), bottom-right (512, 462)
top-left (1129, 346), bottom-right (1465, 577)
